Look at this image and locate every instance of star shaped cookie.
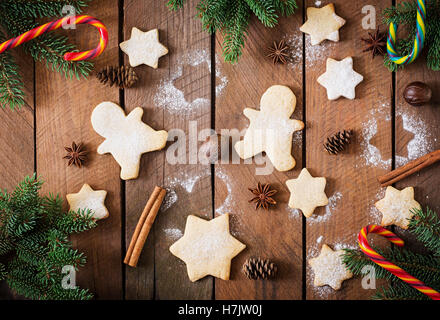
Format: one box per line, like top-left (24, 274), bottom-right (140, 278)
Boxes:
top-left (286, 168), bottom-right (328, 218)
top-left (234, 85), bottom-right (305, 172)
top-left (300, 3), bottom-right (346, 45)
top-left (317, 57), bottom-right (364, 100)
top-left (375, 186), bottom-right (421, 229)
top-left (120, 27), bottom-right (168, 68)
top-left (66, 184), bottom-right (109, 220)
top-left (169, 214), bottom-right (246, 282)
top-left (91, 101), bottom-right (168, 180)
top-left (309, 244), bottom-right (353, 290)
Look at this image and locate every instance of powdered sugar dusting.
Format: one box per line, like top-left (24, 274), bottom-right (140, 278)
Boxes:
top-left (395, 110), bottom-right (435, 166)
top-left (305, 38), bottom-right (336, 68)
top-left (360, 116), bottom-right (391, 169)
top-left (215, 168), bottom-right (234, 215)
top-left (154, 49), bottom-right (227, 115)
top-left (284, 33), bottom-right (302, 71)
top-left (164, 227), bottom-right (183, 240)
top-left (161, 168), bottom-right (210, 212)
top-left (307, 191), bottom-right (343, 224)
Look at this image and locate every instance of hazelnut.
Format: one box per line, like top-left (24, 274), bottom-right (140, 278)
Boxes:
top-left (403, 81), bottom-right (432, 106)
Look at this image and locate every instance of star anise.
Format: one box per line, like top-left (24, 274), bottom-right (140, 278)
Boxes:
top-left (361, 28), bottom-right (386, 59)
top-left (63, 142), bottom-right (88, 167)
top-left (266, 40), bottom-right (289, 64)
top-left (248, 182), bottom-right (277, 210)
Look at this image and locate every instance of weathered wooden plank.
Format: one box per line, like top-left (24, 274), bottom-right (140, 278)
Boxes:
top-left (395, 47), bottom-right (440, 245)
top-left (35, 0), bottom-right (122, 299)
top-left (123, 0), bottom-right (213, 299)
top-left (305, 0), bottom-right (392, 299)
top-left (0, 46), bottom-right (35, 300)
top-left (215, 10), bottom-right (304, 299)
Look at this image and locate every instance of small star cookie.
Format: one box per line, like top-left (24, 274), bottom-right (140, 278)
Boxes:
top-left (286, 168), bottom-right (328, 218)
top-left (91, 101), bottom-right (168, 180)
top-left (317, 57), bottom-right (364, 100)
top-left (234, 85), bottom-right (305, 172)
top-left (309, 244), bottom-right (353, 290)
top-left (375, 186), bottom-right (421, 229)
top-left (169, 214), bottom-right (246, 282)
top-left (300, 3), bottom-right (346, 45)
top-left (120, 27), bottom-right (168, 68)
top-left (66, 184), bottom-right (109, 220)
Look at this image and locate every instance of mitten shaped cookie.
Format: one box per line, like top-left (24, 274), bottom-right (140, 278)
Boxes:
top-left (234, 85), bottom-right (304, 172)
top-left (91, 101), bottom-right (168, 180)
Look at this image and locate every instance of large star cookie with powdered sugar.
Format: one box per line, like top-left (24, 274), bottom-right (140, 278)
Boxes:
top-left (169, 214), bottom-right (246, 282)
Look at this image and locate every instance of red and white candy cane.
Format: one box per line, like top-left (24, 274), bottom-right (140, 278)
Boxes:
top-left (358, 224), bottom-right (440, 300)
top-left (0, 15), bottom-right (107, 61)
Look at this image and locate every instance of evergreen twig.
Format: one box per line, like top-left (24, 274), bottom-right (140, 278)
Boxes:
top-left (0, 0), bottom-right (93, 110)
top-left (168, 0), bottom-right (297, 63)
top-left (0, 174), bottom-right (97, 300)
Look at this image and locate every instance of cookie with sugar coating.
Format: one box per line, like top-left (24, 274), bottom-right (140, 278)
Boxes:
top-left (234, 85), bottom-right (304, 172)
top-left (91, 101), bottom-right (168, 180)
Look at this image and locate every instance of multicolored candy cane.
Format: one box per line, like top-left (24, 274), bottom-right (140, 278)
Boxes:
top-left (358, 224), bottom-right (440, 300)
top-left (387, 0), bottom-right (426, 65)
top-left (0, 15), bottom-right (107, 61)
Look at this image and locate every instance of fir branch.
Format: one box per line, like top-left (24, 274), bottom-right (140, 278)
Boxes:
top-left (0, 31), bottom-right (25, 110)
top-left (409, 207), bottom-right (440, 256)
top-left (244, 0), bottom-right (278, 27)
top-left (167, 0), bottom-right (186, 11)
top-left (0, 174), bottom-right (97, 300)
top-left (271, 0), bottom-right (298, 16)
top-left (0, 0), bottom-right (91, 19)
top-left (221, 0), bottom-right (250, 63)
top-left (373, 280), bottom-right (430, 300)
top-left (169, 0), bottom-right (297, 63)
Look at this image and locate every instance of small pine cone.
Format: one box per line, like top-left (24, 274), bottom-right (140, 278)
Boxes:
top-left (324, 129), bottom-right (354, 155)
top-left (96, 65), bottom-right (138, 88)
top-left (242, 257), bottom-right (277, 280)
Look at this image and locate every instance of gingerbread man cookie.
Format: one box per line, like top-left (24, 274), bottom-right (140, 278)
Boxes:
top-left (91, 102), bottom-right (168, 180)
top-left (234, 85), bottom-right (304, 172)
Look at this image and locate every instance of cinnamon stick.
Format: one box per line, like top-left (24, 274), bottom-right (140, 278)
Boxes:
top-left (378, 149), bottom-right (440, 187)
top-left (124, 186), bottom-right (166, 267)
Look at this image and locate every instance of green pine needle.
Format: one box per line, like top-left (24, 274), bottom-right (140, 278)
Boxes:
top-left (169, 0), bottom-right (297, 63)
top-left (0, 174), bottom-right (98, 300)
top-left (0, 0), bottom-right (94, 110)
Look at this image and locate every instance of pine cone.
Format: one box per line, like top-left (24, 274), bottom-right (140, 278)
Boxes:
top-left (242, 257), bottom-right (277, 280)
top-left (96, 65), bottom-right (138, 88)
top-left (324, 129), bottom-right (354, 155)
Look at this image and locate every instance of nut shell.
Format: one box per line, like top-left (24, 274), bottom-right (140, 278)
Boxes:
top-left (403, 81), bottom-right (432, 106)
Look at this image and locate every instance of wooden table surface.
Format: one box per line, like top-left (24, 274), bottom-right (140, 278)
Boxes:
top-left (1, 0), bottom-right (439, 300)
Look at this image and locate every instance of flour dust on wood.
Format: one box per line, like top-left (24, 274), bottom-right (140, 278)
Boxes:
top-left (154, 49), bottom-right (228, 115)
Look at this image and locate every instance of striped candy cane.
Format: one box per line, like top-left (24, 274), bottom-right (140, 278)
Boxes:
top-left (358, 224), bottom-right (440, 300)
top-left (387, 0), bottom-right (426, 65)
top-left (0, 15), bottom-right (107, 61)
